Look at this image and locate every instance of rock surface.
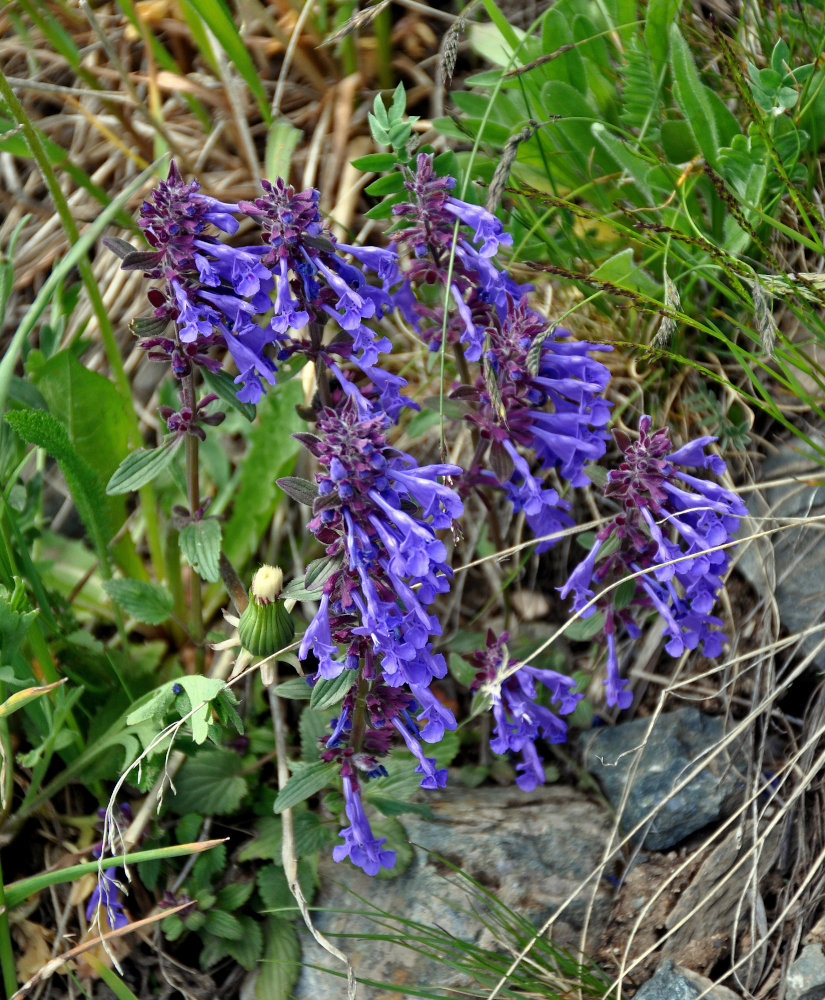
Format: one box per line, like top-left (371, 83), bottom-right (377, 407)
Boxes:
top-left (579, 708), bottom-right (745, 850)
top-left (634, 960), bottom-right (740, 1000)
top-left (786, 944), bottom-right (825, 1000)
top-left (736, 438), bottom-right (825, 669)
top-left (293, 783), bottom-right (614, 1000)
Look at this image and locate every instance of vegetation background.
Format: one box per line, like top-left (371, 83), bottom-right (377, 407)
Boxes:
top-left (2, 0), bottom-right (825, 998)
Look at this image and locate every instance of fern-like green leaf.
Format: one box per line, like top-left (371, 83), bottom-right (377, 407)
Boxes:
top-left (619, 40), bottom-right (662, 144)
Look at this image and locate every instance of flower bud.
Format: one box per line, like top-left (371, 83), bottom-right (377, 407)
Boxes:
top-left (238, 565), bottom-right (295, 656)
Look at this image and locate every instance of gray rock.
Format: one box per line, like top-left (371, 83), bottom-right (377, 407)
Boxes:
top-left (786, 944), bottom-right (825, 1000)
top-left (736, 438), bottom-right (825, 669)
top-left (293, 783), bottom-right (614, 1000)
top-left (634, 960), bottom-right (740, 1000)
top-left (579, 708), bottom-right (745, 850)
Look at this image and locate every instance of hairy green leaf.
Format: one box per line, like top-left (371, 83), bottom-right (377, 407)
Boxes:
top-left (103, 578), bottom-right (174, 625)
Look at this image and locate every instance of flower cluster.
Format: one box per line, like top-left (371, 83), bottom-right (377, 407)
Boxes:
top-left (290, 401), bottom-right (462, 873)
top-left (559, 416), bottom-right (747, 708)
top-left (470, 631), bottom-right (581, 791)
top-left (118, 158), bottom-right (747, 882)
top-left (391, 154), bottom-right (613, 549)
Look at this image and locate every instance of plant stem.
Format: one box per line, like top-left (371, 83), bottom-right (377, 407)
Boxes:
top-left (182, 372), bottom-right (205, 671)
top-left (0, 848), bottom-right (18, 997)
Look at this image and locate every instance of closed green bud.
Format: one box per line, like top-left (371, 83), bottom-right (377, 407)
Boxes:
top-left (238, 565), bottom-right (295, 656)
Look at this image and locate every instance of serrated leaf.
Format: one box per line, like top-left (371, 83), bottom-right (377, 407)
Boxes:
top-left (201, 367), bottom-right (256, 421)
top-left (271, 677), bottom-right (312, 700)
top-left (106, 439), bottom-right (182, 494)
top-left (364, 752), bottom-right (422, 802)
top-left (272, 761), bottom-right (338, 813)
top-left (304, 553), bottom-right (343, 591)
top-left (126, 676), bottom-right (226, 735)
top-left (205, 909), bottom-right (244, 940)
top-left (217, 881), bottom-right (255, 911)
top-left (224, 914), bottom-right (263, 971)
top-left (299, 708), bottom-right (329, 762)
top-left (191, 842), bottom-right (226, 888)
top-left (256, 860), bottom-right (314, 913)
top-left (309, 670), bottom-right (356, 711)
top-left (179, 518), bottom-right (221, 583)
top-left (170, 747), bottom-right (248, 815)
top-left (239, 810), bottom-right (330, 863)
top-left (6, 408), bottom-right (112, 573)
top-left (103, 578), bottom-right (174, 625)
top-left (254, 917), bottom-right (301, 1000)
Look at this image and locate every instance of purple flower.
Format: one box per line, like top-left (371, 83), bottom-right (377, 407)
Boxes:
top-left (470, 631), bottom-right (581, 790)
top-left (86, 868), bottom-right (128, 930)
top-left (444, 197), bottom-right (513, 257)
top-left (559, 416), bottom-right (747, 707)
top-left (332, 774), bottom-right (396, 876)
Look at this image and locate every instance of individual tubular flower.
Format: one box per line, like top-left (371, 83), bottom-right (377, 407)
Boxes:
top-left (558, 415), bottom-right (747, 707)
top-left (86, 867), bottom-right (129, 930)
top-left (332, 773), bottom-right (396, 876)
top-left (470, 631), bottom-right (581, 791)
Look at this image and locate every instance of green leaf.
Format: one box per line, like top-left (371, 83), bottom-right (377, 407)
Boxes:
top-left (224, 915), bottom-right (263, 971)
top-left (223, 378), bottom-right (304, 566)
top-left (265, 120), bottom-right (302, 183)
top-left (257, 860), bottom-right (314, 912)
top-left (126, 676), bottom-right (228, 745)
top-left (365, 173), bottom-right (406, 196)
top-left (564, 610), bottom-right (606, 641)
top-left (216, 881), bottom-right (255, 911)
top-left (255, 918), bottom-right (301, 1000)
top-left (170, 747), bottom-right (248, 815)
top-left (298, 708), bottom-right (329, 762)
top-left (271, 677), bottom-right (312, 700)
top-left (644, 0), bottom-right (681, 71)
top-left (204, 909), bottom-right (244, 940)
top-left (200, 367), bottom-right (256, 421)
top-left (670, 23), bottom-right (720, 166)
top-left (179, 519), bottom-right (222, 583)
top-left (367, 796), bottom-right (434, 819)
top-left (103, 578), bottom-right (174, 625)
top-left (350, 153), bottom-right (397, 171)
top-left (309, 670), bottom-right (355, 711)
top-left (6, 409), bottom-right (112, 573)
top-left (32, 351), bottom-right (131, 492)
top-left (239, 810), bottom-right (330, 863)
top-left (106, 439), bottom-right (183, 495)
top-left (272, 761), bottom-right (338, 813)
top-left (178, 0), bottom-right (272, 126)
